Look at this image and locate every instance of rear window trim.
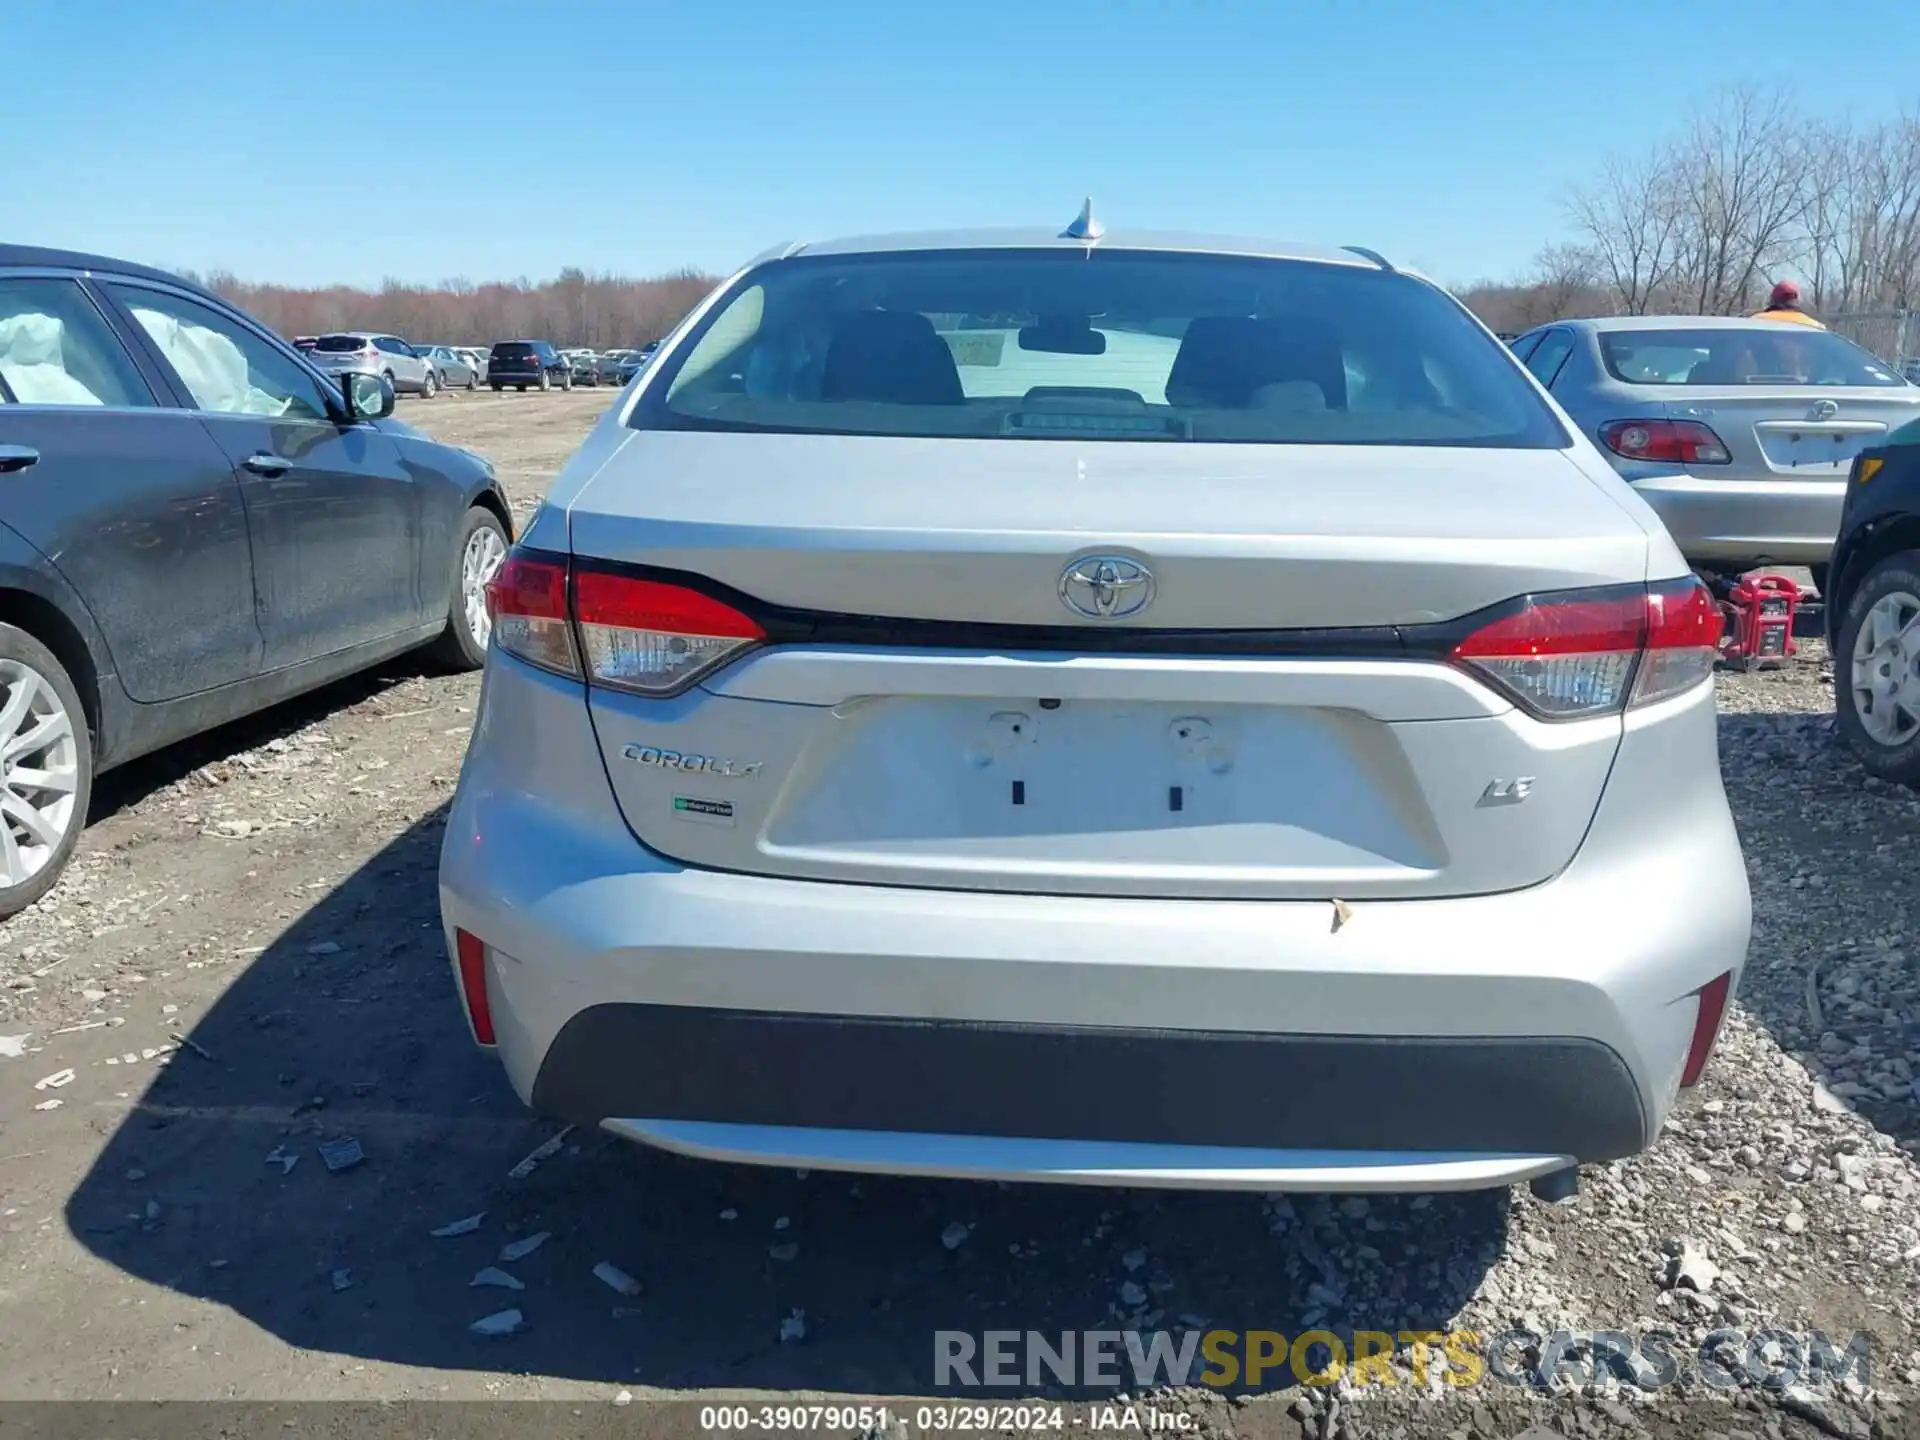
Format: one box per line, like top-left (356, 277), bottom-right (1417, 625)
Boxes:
top-left (628, 247), bottom-right (1572, 449)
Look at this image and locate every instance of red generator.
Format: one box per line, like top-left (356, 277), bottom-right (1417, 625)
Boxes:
top-left (1719, 574), bottom-right (1800, 671)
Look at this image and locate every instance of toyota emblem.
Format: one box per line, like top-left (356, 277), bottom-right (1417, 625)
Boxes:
top-left (1059, 555), bottom-right (1155, 620)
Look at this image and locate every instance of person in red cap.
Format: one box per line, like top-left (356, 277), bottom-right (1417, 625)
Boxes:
top-left (1753, 280), bottom-right (1824, 328)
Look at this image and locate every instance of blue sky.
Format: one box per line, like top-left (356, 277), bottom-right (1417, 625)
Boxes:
top-left (10, 0), bottom-right (1919, 289)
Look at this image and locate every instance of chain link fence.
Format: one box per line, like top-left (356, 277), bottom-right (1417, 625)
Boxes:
top-left (1825, 309), bottom-right (1917, 376)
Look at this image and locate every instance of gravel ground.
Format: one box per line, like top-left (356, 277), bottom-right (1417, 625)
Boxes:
top-left (0, 388), bottom-right (1913, 1437)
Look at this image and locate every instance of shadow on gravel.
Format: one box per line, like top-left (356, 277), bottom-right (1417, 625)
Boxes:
top-left (65, 811), bottom-right (1509, 1394)
top-left (86, 664), bottom-right (423, 824)
top-left (1718, 706), bottom-right (1920, 1154)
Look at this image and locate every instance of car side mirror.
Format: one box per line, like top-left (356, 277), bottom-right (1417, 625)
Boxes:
top-left (342, 370), bottom-right (397, 422)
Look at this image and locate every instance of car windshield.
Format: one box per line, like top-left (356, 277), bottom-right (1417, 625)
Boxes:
top-left (313, 335), bottom-right (367, 352)
top-left (1599, 327), bottom-right (1905, 388)
top-left (639, 249), bottom-right (1566, 446)
top-left (493, 343), bottom-right (536, 358)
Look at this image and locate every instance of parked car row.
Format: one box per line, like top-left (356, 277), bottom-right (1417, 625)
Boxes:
top-left (286, 335), bottom-right (663, 396)
top-left (0, 245), bottom-right (514, 914)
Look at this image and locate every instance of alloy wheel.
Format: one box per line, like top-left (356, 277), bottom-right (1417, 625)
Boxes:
top-left (462, 525), bottom-right (508, 649)
top-left (1850, 589), bottom-right (1920, 746)
top-left (0, 660), bottom-right (80, 889)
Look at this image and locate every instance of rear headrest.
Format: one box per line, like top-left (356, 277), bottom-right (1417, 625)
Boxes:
top-left (820, 310), bottom-right (964, 406)
top-left (1165, 317), bottom-right (1346, 410)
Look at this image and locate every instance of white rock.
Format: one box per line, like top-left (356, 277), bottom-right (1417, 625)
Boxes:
top-left (468, 1308), bottom-right (524, 1337)
top-left (593, 1261), bottom-right (641, 1296)
top-left (470, 1266), bottom-right (524, 1291)
top-left (941, 1221), bottom-right (972, 1251)
top-left (779, 1309), bottom-right (806, 1343)
top-left (0, 1033), bottom-right (29, 1059)
top-left (430, 1213), bottom-right (485, 1238)
top-left (498, 1231), bottom-right (549, 1262)
top-left (1668, 1241), bottom-right (1720, 1293)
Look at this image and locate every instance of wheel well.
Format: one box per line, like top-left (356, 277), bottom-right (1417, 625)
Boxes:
top-left (471, 489), bottom-right (514, 541)
top-left (0, 589), bottom-right (101, 753)
top-left (1835, 519), bottom-right (1920, 619)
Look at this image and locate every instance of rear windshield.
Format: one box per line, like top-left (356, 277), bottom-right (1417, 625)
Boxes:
top-left (1599, 327), bottom-right (1905, 388)
top-left (492, 342), bottom-right (536, 359)
top-left (313, 335), bottom-right (367, 352)
top-left (634, 250), bottom-right (1566, 447)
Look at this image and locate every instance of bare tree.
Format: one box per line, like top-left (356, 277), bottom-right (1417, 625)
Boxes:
top-left (198, 268), bottom-right (717, 348)
top-left (1565, 152), bottom-right (1684, 314)
top-left (1664, 85), bottom-right (1810, 313)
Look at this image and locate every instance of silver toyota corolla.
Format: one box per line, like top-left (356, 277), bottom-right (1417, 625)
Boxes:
top-left (1511, 315), bottom-right (1920, 589)
top-left (440, 221), bottom-right (1753, 1198)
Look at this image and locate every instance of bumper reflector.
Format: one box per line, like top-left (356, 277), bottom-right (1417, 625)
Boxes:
top-left (1679, 971), bottom-right (1733, 1088)
top-left (455, 928), bottom-right (496, 1045)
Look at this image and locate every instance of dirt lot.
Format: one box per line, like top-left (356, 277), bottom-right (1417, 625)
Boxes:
top-left (0, 388), bottom-right (1915, 1434)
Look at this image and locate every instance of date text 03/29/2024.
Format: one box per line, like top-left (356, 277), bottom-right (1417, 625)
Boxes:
top-left (697, 1404), bottom-right (1192, 1433)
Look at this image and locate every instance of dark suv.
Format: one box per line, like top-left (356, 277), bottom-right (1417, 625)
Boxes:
top-left (0, 245), bottom-right (515, 915)
top-left (487, 340), bottom-right (571, 392)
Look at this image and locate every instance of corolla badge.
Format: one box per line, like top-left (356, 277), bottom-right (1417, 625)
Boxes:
top-left (1059, 555), bottom-right (1155, 620)
top-left (622, 744), bottom-right (762, 779)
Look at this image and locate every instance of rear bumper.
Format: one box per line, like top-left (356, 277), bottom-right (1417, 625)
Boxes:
top-left (439, 657), bottom-right (1752, 1191)
top-left (1624, 469), bottom-right (1844, 566)
top-left (536, 1005), bottom-right (1646, 1158)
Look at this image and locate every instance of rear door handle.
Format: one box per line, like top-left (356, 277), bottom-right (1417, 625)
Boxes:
top-left (241, 452), bottom-right (291, 476)
top-left (0, 445), bottom-right (40, 474)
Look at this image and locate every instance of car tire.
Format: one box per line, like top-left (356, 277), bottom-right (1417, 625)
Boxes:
top-left (517, 385), bottom-right (528, 392)
top-left (0, 624), bottom-right (93, 921)
top-left (1809, 562), bottom-right (1830, 598)
top-left (538, 371), bottom-right (551, 392)
top-left (560, 371), bottom-right (573, 391)
top-left (382, 369), bottom-right (396, 396)
top-left (1835, 550), bottom-right (1920, 785)
top-left (427, 506), bottom-right (511, 671)
top-left (466, 370), bottom-right (478, 391)
top-left (423, 369), bottom-right (439, 399)
top-left (491, 383), bottom-right (503, 392)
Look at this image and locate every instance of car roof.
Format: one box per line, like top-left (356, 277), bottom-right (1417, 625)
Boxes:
top-left (0, 243), bottom-right (228, 300)
top-left (1552, 315), bottom-right (1829, 334)
top-left (753, 227), bottom-right (1393, 271)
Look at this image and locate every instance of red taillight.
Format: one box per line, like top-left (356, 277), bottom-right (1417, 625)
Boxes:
top-left (1450, 579), bottom-right (1721, 718)
top-left (572, 570), bottom-right (764, 695)
top-left (485, 552), bottom-right (580, 677)
top-left (485, 549), bottom-right (764, 696)
top-left (1679, 971), bottom-right (1733, 1087)
top-left (454, 928), bottom-right (496, 1045)
top-left (1599, 419), bottom-right (1731, 465)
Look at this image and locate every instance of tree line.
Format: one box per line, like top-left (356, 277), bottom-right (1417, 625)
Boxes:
top-left (181, 266), bottom-right (719, 350)
top-left (1459, 85), bottom-right (1920, 337)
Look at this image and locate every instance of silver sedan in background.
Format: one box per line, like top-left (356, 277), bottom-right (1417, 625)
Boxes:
top-left (418, 346), bottom-right (482, 390)
top-left (1510, 315), bottom-right (1920, 590)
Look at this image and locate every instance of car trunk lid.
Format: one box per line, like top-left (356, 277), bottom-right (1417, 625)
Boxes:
top-left (1664, 388), bottom-right (1920, 479)
top-left (550, 433), bottom-right (1656, 902)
